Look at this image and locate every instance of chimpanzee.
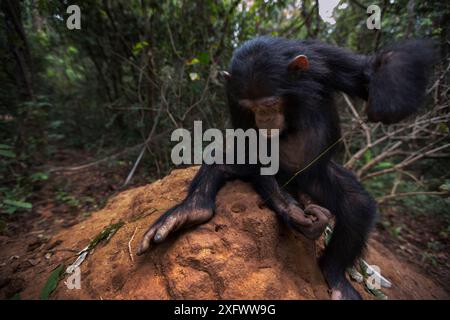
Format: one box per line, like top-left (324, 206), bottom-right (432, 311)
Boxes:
top-left (137, 37), bottom-right (435, 299)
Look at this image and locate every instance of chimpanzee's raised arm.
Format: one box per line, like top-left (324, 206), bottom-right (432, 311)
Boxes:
top-left (309, 39), bottom-right (436, 124)
top-left (364, 40), bottom-right (436, 123)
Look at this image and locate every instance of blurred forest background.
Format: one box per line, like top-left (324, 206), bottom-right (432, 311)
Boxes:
top-left (0, 0), bottom-right (449, 290)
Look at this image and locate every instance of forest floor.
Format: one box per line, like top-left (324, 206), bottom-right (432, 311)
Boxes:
top-left (0, 148), bottom-right (449, 298)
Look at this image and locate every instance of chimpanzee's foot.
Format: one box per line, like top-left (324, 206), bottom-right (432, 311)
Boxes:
top-left (137, 201), bottom-right (213, 255)
top-left (320, 261), bottom-right (362, 300)
top-left (285, 204), bottom-right (331, 240)
top-left (328, 278), bottom-right (362, 300)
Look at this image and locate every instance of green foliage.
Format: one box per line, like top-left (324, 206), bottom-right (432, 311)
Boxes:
top-left (0, 144), bottom-right (15, 158)
top-left (132, 40), bottom-right (149, 55)
top-left (390, 225), bottom-right (403, 238)
top-left (88, 221), bottom-right (125, 250)
top-left (40, 263), bottom-right (65, 300)
top-left (1, 199), bottom-right (32, 215)
top-left (421, 252), bottom-right (438, 267)
top-left (0, 0), bottom-right (448, 229)
top-left (55, 191), bottom-right (80, 208)
top-left (9, 292), bottom-right (21, 300)
top-left (0, 179), bottom-right (34, 215)
top-left (31, 172), bottom-right (49, 182)
top-left (364, 174), bottom-right (395, 198)
top-left (375, 161), bottom-right (393, 170)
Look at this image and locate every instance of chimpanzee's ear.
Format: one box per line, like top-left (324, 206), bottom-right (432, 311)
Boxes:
top-left (288, 55), bottom-right (309, 72)
top-left (220, 70), bottom-right (231, 81)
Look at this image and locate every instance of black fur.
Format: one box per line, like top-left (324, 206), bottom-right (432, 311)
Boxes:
top-left (228, 37), bottom-right (436, 126)
top-left (224, 37), bottom-right (433, 299)
top-left (367, 40), bottom-right (436, 123)
top-left (141, 37), bottom-right (435, 299)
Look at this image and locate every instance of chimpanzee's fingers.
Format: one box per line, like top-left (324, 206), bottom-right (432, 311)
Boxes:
top-left (153, 214), bottom-right (182, 243)
top-left (287, 205), bottom-right (313, 227)
top-left (292, 204), bottom-right (331, 240)
top-left (136, 223), bottom-right (159, 255)
top-left (305, 204), bottom-right (332, 224)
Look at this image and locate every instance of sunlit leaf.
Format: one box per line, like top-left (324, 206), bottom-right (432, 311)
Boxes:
top-left (376, 161), bottom-right (393, 169)
top-left (189, 72), bottom-right (200, 81)
top-left (3, 200), bottom-right (32, 209)
top-left (186, 58), bottom-right (200, 65)
top-left (132, 40), bottom-right (149, 54)
top-left (31, 172), bottom-right (49, 182)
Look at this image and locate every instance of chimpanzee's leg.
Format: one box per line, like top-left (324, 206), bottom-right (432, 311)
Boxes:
top-left (250, 175), bottom-right (331, 240)
top-left (302, 161), bottom-right (377, 300)
top-left (137, 164), bottom-right (245, 255)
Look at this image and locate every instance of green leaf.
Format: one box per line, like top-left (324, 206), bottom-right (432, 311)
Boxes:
top-left (0, 149), bottom-right (16, 158)
top-left (363, 150), bottom-right (372, 163)
top-left (49, 120), bottom-right (63, 129)
top-left (67, 46), bottom-right (78, 55)
top-left (376, 161), bottom-right (393, 169)
top-left (365, 285), bottom-right (388, 300)
top-left (31, 172), bottom-right (49, 182)
top-left (88, 221), bottom-right (124, 250)
top-left (438, 123), bottom-right (449, 134)
top-left (3, 200), bottom-right (32, 209)
top-left (2, 206), bottom-right (17, 214)
top-left (186, 58), bottom-right (200, 65)
top-left (0, 144), bottom-right (12, 149)
top-left (197, 52), bottom-right (210, 64)
top-left (391, 226), bottom-right (402, 237)
top-left (10, 292), bottom-right (21, 300)
top-left (132, 40), bottom-right (149, 54)
top-left (347, 267), bottom-right (364, 283)
top-left (359, 259), bottom-right (368, 277)
top-left (40, 263), bottom-right (65, 300)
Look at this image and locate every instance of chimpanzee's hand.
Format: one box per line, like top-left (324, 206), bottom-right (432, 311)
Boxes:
top-left (286, 203), bottom-right (331, 240)
top-left (137, 201), bottom-right (213, 255)
top-left (303, 204), bottom-right (332, 239)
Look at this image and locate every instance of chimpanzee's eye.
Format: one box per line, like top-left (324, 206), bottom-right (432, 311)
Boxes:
top-left (261, 97), bottom-right (279, 108)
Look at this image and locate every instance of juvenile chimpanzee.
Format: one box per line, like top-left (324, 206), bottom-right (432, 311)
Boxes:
top-left (137, 37), bottom-right (435, 299)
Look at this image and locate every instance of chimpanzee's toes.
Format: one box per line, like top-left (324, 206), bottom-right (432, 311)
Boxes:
top-left (320, 260), bottom-right (363, 300)
top-left (330, 283), bottom-right (362, 300)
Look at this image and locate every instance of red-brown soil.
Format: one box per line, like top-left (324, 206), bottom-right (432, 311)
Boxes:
top-left (0, 167), bottom-right (447, 300)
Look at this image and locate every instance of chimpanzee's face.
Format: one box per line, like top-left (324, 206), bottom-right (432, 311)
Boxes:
top-left (238, 96), bottom-right (285, 137)
top-left (224, 52), bottom-right (309, 137)
top-left (223, 70), bottom-right (286, 137)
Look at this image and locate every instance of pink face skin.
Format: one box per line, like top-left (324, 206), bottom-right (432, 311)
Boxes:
top-left (238, 96), bottom-right (286, 137)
